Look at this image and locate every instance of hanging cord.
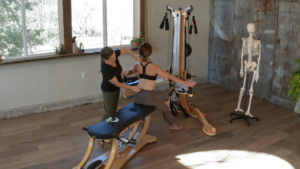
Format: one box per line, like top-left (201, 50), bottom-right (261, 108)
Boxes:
top-left (186, 12), bottom-right (191, 74)
top-left (167, 10), bottom-right (174, 77)
top-left (189, 16), bottom-right (198, 34)
top-left (187, 13), bottom-right (191, 49)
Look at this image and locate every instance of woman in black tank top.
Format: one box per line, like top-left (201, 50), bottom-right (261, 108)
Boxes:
top-left (123, 43), bottom-right (196, 130)
top-left (100, 47), bottom-right (142, 123)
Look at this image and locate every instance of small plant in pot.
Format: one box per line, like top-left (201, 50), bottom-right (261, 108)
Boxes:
top-left (55, 44), bottom-right (65, 55)
top-left (81, 45), bottom-right (85, 53)
top-left (77, 42), bottom-right (83, 54)
top-left (131, 37), bottom-right (144, 48)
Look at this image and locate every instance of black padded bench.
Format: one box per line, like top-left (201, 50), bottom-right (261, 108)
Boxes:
top-left (86, 103), bottom-right (155, 139)
top-left (75, 103), bottom-right (157, 169)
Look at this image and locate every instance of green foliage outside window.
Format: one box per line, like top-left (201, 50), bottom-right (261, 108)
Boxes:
top-left (0, 0), bottom-right (59, 58)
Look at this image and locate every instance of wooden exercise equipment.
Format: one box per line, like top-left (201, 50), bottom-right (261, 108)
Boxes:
top-left (162, 5), bottom-right (216, 136)
top-left (73, 103), bottom-right (156, 169)
top-left (122, 74), bottom-right (139, 99)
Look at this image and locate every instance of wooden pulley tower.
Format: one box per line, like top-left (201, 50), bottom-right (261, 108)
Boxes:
top-left (161, 5), bottom-right (216, 136)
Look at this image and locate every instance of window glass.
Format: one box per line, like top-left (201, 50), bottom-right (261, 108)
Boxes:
top-left (72, 0), bottom-right (103, 50)
top-left (0, 0), bottom-right (24, 58)
top-left (107, 0), bottom-right (133, 46)
top-left (25, 0), bottom-right (59, 55)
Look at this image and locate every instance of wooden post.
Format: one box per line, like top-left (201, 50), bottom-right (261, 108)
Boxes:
top-left (62, 0), bottom-right (73, 54)
top-left (140, 0), bottom-right (146, 39)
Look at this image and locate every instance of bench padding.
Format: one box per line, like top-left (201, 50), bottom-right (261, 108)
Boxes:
top-left (87, 103), bottom-right (156, 139)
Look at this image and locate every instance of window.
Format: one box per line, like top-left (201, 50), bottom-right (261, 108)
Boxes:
top-left (0, 0), bottom-right (24, 58)
top-left (107, 0), bottom-right (133, 46)
top-left (0, 0), bottom-right (61, 59)
top-left (0, 0), bottom-right (139, 59)
top-left (72, 0), bottom-right (136, 51)
top-left (72, 0), bottom-right (103, 50)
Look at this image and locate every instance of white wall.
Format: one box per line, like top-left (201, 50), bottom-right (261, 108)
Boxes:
top-left (0, 0), bottom-right (210, 116)
top-left (0, 53), bottom-right (138, 111)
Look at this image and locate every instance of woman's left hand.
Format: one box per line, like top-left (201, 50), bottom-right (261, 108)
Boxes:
top-left (121, 70), bottom-right (128, 77)
top-left (184, 80), bottom-right (196, 87)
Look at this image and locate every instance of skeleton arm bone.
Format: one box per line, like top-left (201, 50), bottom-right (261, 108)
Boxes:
top-left (240, 39), bottom-right (245, 78)
top-left (255, 42), bottom-right (261, 82)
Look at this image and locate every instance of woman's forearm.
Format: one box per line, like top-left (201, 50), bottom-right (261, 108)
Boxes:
top-left (126, 48), bottom-right (140, 61)
top-left (169, 75), bottom-right (186, 86)
top-left (126, 69), bottom-right (135, 76)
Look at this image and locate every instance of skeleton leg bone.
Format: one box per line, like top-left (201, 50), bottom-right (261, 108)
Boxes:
top-left (245, 71), bottom-right (256, 117)
top-left (235, 68), bottom-right (248, 112)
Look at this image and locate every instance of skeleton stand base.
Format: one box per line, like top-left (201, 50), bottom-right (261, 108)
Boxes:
top-left (230, 73), bottom-right (259, 126)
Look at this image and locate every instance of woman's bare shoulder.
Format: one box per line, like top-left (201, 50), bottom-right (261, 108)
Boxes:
top-left (149, 63), bottom-right (163, 73)
top-left (151, 63), bottom-right (162, 69)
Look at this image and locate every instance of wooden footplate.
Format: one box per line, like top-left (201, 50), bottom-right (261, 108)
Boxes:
top-left (179, 94), bottom-right (216, 136)
top-left (167, 94), bottom-right (217, 136)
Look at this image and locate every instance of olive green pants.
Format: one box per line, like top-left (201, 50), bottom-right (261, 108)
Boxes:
top-left (101, 89), bottom-right (120, 122)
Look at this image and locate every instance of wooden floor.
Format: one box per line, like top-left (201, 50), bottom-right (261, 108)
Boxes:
top-left (0, 83), bottom-right (300, 169)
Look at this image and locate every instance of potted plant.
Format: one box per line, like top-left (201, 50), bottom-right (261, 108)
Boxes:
top-left (287, 59), bottom-right (300, 112)
top-left (81, 45), bottom-right (85, 53)
top-left (72, 36), bottom-right (77, 53)
top-left (55, 44), bottom-right (65, 55)
top-left (131, 37), bottom-right (144, 48)
top-left (77, 42), bottom-right (83, 54)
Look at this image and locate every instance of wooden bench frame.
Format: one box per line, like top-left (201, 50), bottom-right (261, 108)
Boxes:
top-left (73, 114), bottom-right (156, 169)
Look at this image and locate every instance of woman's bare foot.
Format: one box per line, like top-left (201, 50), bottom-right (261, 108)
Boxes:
top-left (169, 124), bottom-right (183, 130)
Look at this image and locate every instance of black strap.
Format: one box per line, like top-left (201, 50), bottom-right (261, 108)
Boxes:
top-left (160, 12), bottom-right (168, 29)
top-left (193, 16), bottom-right (198, 34)
top-left (140, 62), bottom-right (152, 74)
top-left (165, 18), bottom-right (169, 30)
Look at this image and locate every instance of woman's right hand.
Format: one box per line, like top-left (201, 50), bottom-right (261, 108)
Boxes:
top-left (184, 80), bottom-right (196, 87)
top-left (132, 86), bottom-right (142, 93)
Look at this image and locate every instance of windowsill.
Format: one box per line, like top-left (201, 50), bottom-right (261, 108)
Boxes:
top-left (0, 46), bottom-right (138, 66)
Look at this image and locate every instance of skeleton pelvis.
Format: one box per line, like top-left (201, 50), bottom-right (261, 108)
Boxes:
top-left (244, 61), bottom-right (257, 70)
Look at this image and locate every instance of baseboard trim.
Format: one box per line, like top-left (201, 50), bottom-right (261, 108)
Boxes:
top-left (0, 76), bottom-right (207, 120)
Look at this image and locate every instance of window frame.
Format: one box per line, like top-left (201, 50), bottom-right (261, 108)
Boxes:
top-left (78, 0), bottom-right (140, 52)
top-left (4, 0), bottom-right (142, 60)
top-left (17, 0), bottom-right (64, 58)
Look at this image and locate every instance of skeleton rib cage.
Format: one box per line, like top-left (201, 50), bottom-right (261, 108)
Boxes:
top-left (242, 38), bottom-right (260, 56)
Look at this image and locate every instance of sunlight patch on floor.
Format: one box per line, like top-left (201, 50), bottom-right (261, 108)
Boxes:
top-left (176, 150), bottom-right (294, 169)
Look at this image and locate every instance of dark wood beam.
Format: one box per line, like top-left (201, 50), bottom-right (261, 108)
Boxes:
top-left (63, 0), bottom-right (72, 54)
top-left (140, 0), bottom-right (145, 39)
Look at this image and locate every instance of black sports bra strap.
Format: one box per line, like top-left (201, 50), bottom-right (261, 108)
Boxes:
top-left (140, 62), bottom-right (152, 74)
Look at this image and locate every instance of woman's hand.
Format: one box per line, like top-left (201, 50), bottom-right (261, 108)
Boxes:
top-left (132, 86), bottom-right (142, 93)
top-left (184, 80), bottom-right (196, 87)
top-left (121, 70), bottom-right (127, 77)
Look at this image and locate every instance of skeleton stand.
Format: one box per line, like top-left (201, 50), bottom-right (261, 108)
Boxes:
top-left (230, 72), bottom-right (259, 126)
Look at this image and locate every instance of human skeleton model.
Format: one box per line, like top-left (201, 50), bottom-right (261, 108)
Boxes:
top-left (235, 23), bottom-right (261, 117)
top-left (164, 5), bottom-right (216, 136)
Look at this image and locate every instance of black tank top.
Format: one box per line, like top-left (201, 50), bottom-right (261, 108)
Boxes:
top-left (139, 62), bottom-right (157, 81)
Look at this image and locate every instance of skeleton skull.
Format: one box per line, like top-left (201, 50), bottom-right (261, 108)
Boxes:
top-left (247, 23), bottom-right (256, 34)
